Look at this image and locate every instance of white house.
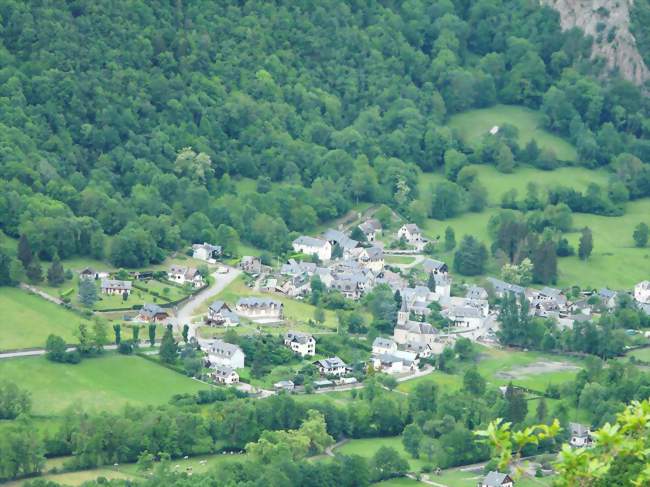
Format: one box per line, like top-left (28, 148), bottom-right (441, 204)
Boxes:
top-left (444, 306), bottom-right (485, 329)
top-left (323, 229), bottom-right (358, 256)
top-left (211, 365), bottom-right (239, 385)
top-left (421, 258), bottom-right (448, 276)
top-left (235, 297), bottom-right (284, 320)
top-left (192, 242), bottom-right (222, 262)
top-left (205, 339), bottom-right (245, 369)
top-left (167, 265), bottom-right (204, 287)
top-left (479, 471), bottom-right (514, 487)
top-left (569, 423), bottom-right (593, 448)
top-left (358, 219), bottom-right (382, 242)
top-left (397, 223), bottom-right (423, 244)
top-left (284, 331), bottom-right (316, 357)
top-left (634, 281), bottom-right (650, 304)
top-left (206, 300), bottom-right (240, 327)
top-left (350, 246), bottom-right (384, 273)
top-left (313, 356), bottom-right (348, 377)
top-left (372, 337), bottom-right (398, 355)
top-left (100, 279), bottom-right (132, 296)
top-left (292, 236), bottom-right (332, 261)
top-left (393, 320), bottom-right (439, 347)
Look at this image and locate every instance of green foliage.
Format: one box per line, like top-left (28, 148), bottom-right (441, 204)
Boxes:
top-left (0, 381), bottom-right (31, 420)
top-left (159, 325), bottom-right (178, 364)
top-left (78, 278), bottom-right (98, 308)
top-left (633, 222), bottom-right (649, 247)
top-left (578, 227), bottom-right (594, 260)
top-left (453, 235), bottom-right (488, 276)
top-left (46, 253), bottom-right (65, 286)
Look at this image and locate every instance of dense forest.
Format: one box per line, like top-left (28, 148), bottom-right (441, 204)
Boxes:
top-left (1, 0), bottom-right (649, 267)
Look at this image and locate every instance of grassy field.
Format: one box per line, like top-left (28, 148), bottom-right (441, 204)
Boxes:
top-left (373, 479), bottom-right (423, 487)
top-left (626, 347), bottom-right (650, 362)
top-left (0, 354), bottom-right (207, 415)
top-left (336, 436), bottom-right (428, 471)
top-left (0, 288), bottom-right (90, 350)
top-left (397, 347), bottom-right (584, 394)
top-left (447, 104), bottom-right (577, 161)
top-left (385, 255), bottom-right (417, 265)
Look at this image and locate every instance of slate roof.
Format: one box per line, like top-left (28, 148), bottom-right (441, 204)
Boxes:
top-left (314, 356), bottom-right (347, 369)
top-left (359, 219), bottom-right (381, 234)
top-left (209, 300), bottom-right (230, 313)
top-left (372, 337), bottom-right (396, 349)
top-left (212, 364), bottom-right (237, 377)
top-left (323, 229), bottom-right (358, 249)
top-left (101, 279), bottom-right (132, 291)
top-left (482, 471), bottom-right (510, 487)
top-left (570, 422), bottom-right (591, 437)
top-left (293, 236), bottom-right (329, 248)
top-left (207, 339), bottom-right (243, 358)
top-left (236, 297), bottom-right (282, 308)
top-left (139, 303), bottom-right (168, 318)
top-left (487, 277), bottom-right (525, 295)
top-left (285, 331), bottom-right (314, 344)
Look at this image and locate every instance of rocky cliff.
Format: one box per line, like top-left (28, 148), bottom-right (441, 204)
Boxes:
top-left (541, 0), bottom-right (649, 85)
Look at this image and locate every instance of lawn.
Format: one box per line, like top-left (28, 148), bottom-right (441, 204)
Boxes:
top-left (447, 104), bottom-right (577, 161)
top-left (0, 354), bottom-right (207, 415)
top-left (626, 347), bottom-right (650, 362)
top-left (336, 436), bottom-right (427, 471)
top-left (0, 287), bottom-right (90, 350)
top-left (373, 479), bottom-right (423, 487)
top-left (3, 468), bottom-right (135, 487)
top-left (385, 255), bottom-right (417, 265)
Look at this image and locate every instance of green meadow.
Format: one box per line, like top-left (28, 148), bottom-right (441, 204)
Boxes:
top-left (447, 104), bottom-right (578, 161)
top-left (0, 288), bottom-right (90, 350)
top-left (0, 354), bottom-right (206, 415)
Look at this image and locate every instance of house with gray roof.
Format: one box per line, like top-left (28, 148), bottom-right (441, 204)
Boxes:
top-left (569, 422), bottom-right (593, 448)
top-left (323, 229), bottom-right (359, 253)
top-left (598, 288), bottom-right (618, 310)
top-left (205, 339), bottom-right (245, 369)
top-left (372, 337), bottom-right (397, 355)
top-left (479, 471), bottom-right (514, 487)
top-left (211, 365), bottom-right (239, 385)
top-left (235, 297), bottom-right (283, 319)
top-left (397, 223), bottom-right (423, 244)
top-left (137, 303), bottom-right (169, 323)
top-left (443, 305), bottom-right (485, 328)
top-left (466, 285), bottom-right (488, 301)
top-left (313, 356), bottom-right (348, 377)
top-left (292, 236), bottom-right (332, 261)
top-left (486, 277), bottom-right (525, 298)
top-left (100, 279), bottom-right (132, 296)
top-left (284, 331), bottom-right (316, 356)
top-left (421, 258), bottom-right (448, 275)
top-left (207, 301), bottom-right (239, 327)
top-left (192, 242), bottom-right (222, 261)
top-left (358, 219), bottom-right (382, 241)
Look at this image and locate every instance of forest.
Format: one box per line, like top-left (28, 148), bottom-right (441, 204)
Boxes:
top-left (0, 0), bottom-right (649, 270)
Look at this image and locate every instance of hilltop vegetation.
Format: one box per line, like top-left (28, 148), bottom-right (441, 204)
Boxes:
top-left (0, 0), bottom-right (649, 274)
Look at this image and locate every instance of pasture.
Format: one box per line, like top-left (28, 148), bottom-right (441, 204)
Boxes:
top-left (336, 436), bottom-right (427, 471)
top-left (0, 288), bottom-right (89, 350)
top-left (447, 104), bottom-right (578, 161)
top-left (0, 354), bottom-right (207, 415)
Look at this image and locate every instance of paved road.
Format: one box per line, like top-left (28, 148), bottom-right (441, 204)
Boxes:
top-left (174, 266), bottom-right (242, 340)
top-left (0, 344), bottom-right (120, 360)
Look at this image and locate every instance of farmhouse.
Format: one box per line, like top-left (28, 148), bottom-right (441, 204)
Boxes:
top-left (79, 267), bottom-right (109, 280)
top-left (569, 422), bottom-right (593, 448)
top-left (235, 297), bottom-right (284, 319)
top-left (274, 380), bottom-right (295, 392)
top-left (205, 339), bottom-right (245, 369)
top-left (479, 471), bottom-right (514, 487)
top-left (100, 279), bottom-right (132, 296)
top-left (397, 223), bottom-right (423, 244)
top-left (167, 265), bottom-right (204, 288)
top-left (313, 356), bottom-right (348, 377)
top-left (634, 281), bottom-right (650, 304)
top-left (211, 365), bottom-right (239, 385)
top-left (358, 218), bottom-right (382, 241)
top-left (206, 300), bottom-right (240, 327)
top-left (372, 337), bottom-right (398, 355)
top-left (192, 242), bottom-right (222, 262)
top-left (292, 236), bottom-right (332, 261)
top-left (444, 306), bottom-right (485, 328)
top-left (284, 331), bottom-right (316, 356)
top-left (598, 288), bottom-right (618, 309)
top-left (466, 285), bottom-right (488, 301)
top-left (239, 255), bottom-right (262, 274)
top-left (349, 245), bottom-right (384, 273)
top-left (137, 303), bottom-right (169, 323)
top-left (393, 320), bottom-right (439, 347)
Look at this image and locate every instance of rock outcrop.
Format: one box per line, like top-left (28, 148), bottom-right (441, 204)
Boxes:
top-left (541, 0), bottom-right (649, 85)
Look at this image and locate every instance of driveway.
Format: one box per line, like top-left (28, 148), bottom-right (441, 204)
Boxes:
top-left (174, 266), bottom-right (242, 340)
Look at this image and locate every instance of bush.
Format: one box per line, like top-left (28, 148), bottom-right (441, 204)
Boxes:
top-left (118, 341), bottom-right (134, 355)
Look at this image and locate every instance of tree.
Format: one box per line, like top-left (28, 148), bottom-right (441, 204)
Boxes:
top-left (633, 222), bottom-right (649, 247)
top-left (17, 234), bottom-right (33, 268)
top-left (371, 446), bottom-right (409, 481)
top-left (25, 258), bottom-right (43, 284)
top-left (427, 272), bottom-right (436, 292)
top-left (78, 278), bottom-right (98, 308)
top-left (46, 253), bottom-right (65, 286)
top-left (578, 226), bottom-right (593, 260)
top-left (453, 235), bottom-right (488, 275)
top-left (402, 424), bottom-right (423, 458)
top-left (132, 325), bottom-right (140, 344)
top-left (182, 324), bottom-right (189, 343)
top-left (535, 397), bottom-right (548, 422)
top-left (159, 325), bottom-right (178, 364)
top-left (148, 324), bottom-right (156, 347)
top-left (393, 289), bottom-right (402, 309)
top-left (444, 226), bottom-right (456, 251)
top-left (463, 366), bottom-right (486, 396)
top-left (0, 381), bottom-right (31, 420)
top-left (504, 383), bottom-right (528, 424)
top-left (314, 307), bottom-right (326, 325)
top-left (45, 335), bottom-right (68, 363)
top-left (0, 249), bottom-right (15, 286)
top-left (215, 224), bottom-right (240, 257)
top-left (113, 324), bottom-right (121, 345)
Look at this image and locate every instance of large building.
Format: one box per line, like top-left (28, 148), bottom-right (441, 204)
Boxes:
top-left (284, 331), bottom-right (316, 357)
top-left (235, 297), bottom-right (284, 319)
top-left (292, 236), bottom-right (332, 261)
top-left (100, 279), bottom-right (132, 296)
top-left (204, 339), bottom-right (245, 369)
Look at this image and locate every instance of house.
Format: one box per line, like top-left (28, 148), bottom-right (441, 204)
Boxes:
top-left (167, 266), bottom-right (204, 288)
top-left (598, 288), bottom-right (618, 310)
top-left (372, 337), bottom-right (398, 355)
top-left (284, 331), bottom-right (316, 357)
top-left (466, 285), bottom-right (488, 301)
top-left (323, 229), bottom-right (358, 255)
top-left (292, 236), bottom-right (332, 261)
top-left (315, 267), bottom-right (334, 287)
top-left (192, 242), bottom-right (222, 262)
top-left (281, 259), bottom-right (317, 276)
top-left (100, 279), bottom-right (132, 296)
top-left (205, 339), bottom-right (245, 369)
top-left (274, 380), bottom-right (295, 392)
top-left (206, 301), bottom-right (239, 327)
top-left (404, 341), bottom-right (434, 358)
top-left (137, 303), bottom-right (169, 323)
top-left (393, 319), bottom-right (439, 347)
top-left (397, 224), bottom-right (423, 244)
top-left (349, 246), bottom-right (384, 273)
top-left (358, 219), bottom-right (382, 242)
top-left (211, 365), bottom-right (239, 385)
top-left (402, 286), bottom-right (435, 316)
top-left (421, 258), bottom-right (448, 276)
top-left (79, 268), bottom-right (109, 280)
top-left (634, 281), bottom-right (650, 304)
top-left (537, 287), bottom-right (567, 308)
top-left (235, 297), bottom-right (284, 320)
top-left (277, 273), bottom-right (311, 298)
top-left (444, 306), bottom-right (485, 328)
top-left (569, 423), bottom-right (593, 448)
top-left (239, 256), bottom-right (262, 274)
top-left (486, 277), bottom-right (525, 298)
top-left (372, 350), bottom-right (419, 374)
top-left (478, 471), bottom-right (514, 487)
top-left (313, 356), bottom-right (348, 377)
